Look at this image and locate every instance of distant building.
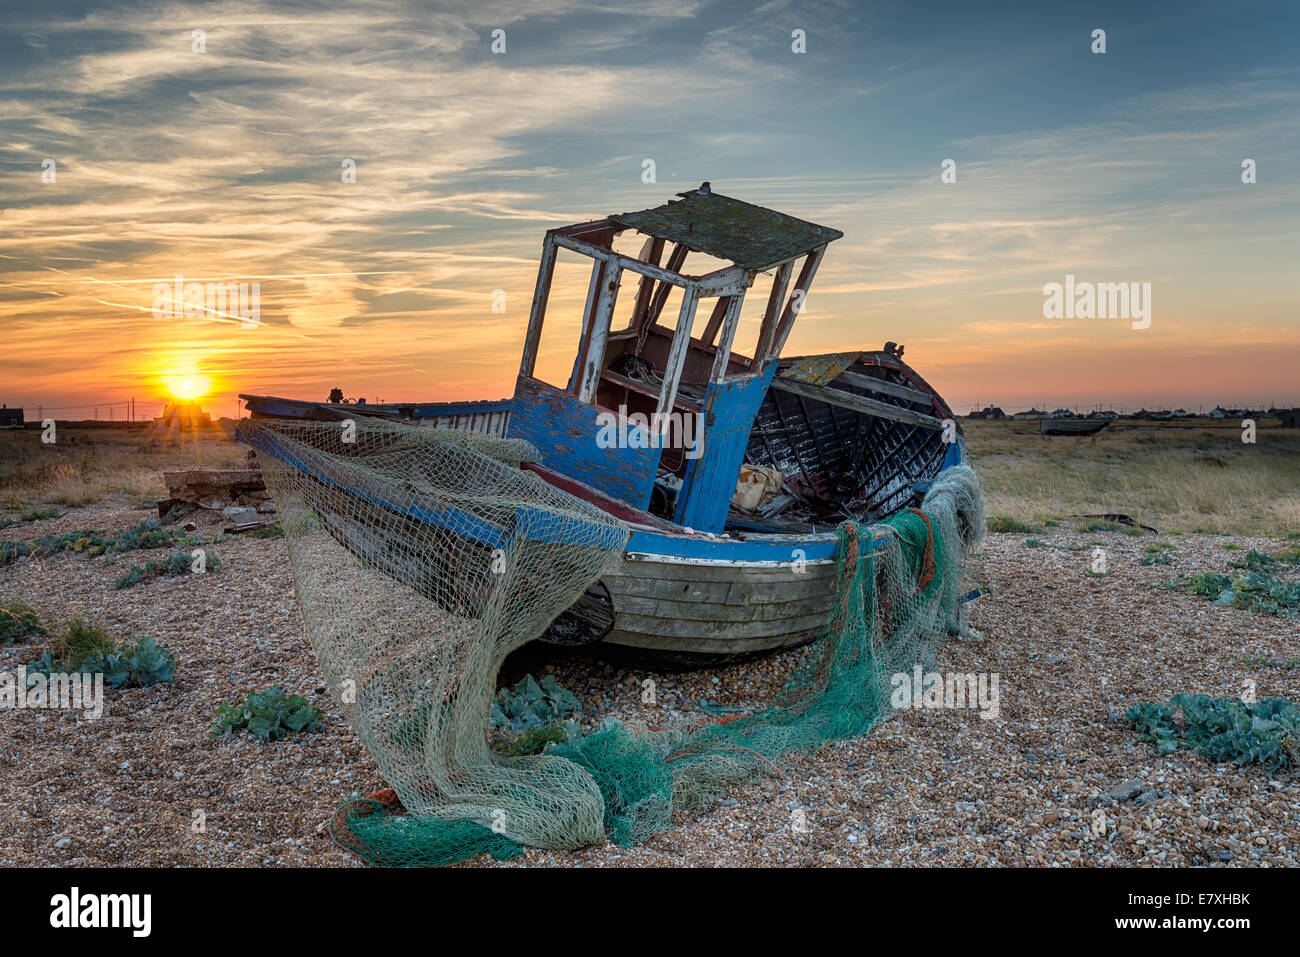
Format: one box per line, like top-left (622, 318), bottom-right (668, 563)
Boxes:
top-left (1209, 407), bottom-right (1228, 419)
top-left (1012, 408), bottom-right (1045, 419)
top-left (145, 400), bottom-right (214, 446)
top-left (968, 405), bottom-right (1005, 420)
top-left (1280, 409), bottom-right (1299, 429)
top-left (0, 405), bottom-right (22, 429)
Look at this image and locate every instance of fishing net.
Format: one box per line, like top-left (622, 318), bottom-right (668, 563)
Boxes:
top-left (241, 416), bottom-right (984, 865)
top-left (241, 417), bottom-right (630, 858)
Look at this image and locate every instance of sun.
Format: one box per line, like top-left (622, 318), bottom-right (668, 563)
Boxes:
top-left (165, 373), bottom-right (212, 402)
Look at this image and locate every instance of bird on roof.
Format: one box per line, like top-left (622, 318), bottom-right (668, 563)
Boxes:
top-left (676, 181), bottom-right (711, 198)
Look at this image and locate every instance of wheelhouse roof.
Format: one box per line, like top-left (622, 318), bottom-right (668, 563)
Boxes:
top-left (609, 185), bottom-right (843, 271)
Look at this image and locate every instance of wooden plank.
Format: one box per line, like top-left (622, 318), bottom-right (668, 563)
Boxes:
top-left (674, 364), bottom-right (774, 533)
top-left (655, 286), bottom-right (700, 432)
top-left (556, 219), bottom-right (620, 244)
top-left (605, 568), bottom-right (835, 603)
top-left (578, 263), bottom-right (622, 404)
top-left (627, 236), bottom-right (665, 330)
top-left (695, 266), bottom-right (751, 297)
top-left (554, 233), bottom-right (688, 288)
top-left (518, 233), bottom-right (557, 377)
top-left (833, 368), bottom-right (933, 406)
top-left (771, 376), bottom-right (944, 430)
top-left (753, 259), bottom-right (793, 365)
top-left (610, 592), bottom-right (832, 624)
top-left (773, 245), bottom-right (827, 356)
top-left (707, 293), bottom-right (746, 382)
top-left (567, 258), bottom-right (606, 392)
top-left (613, 609), bottom-right (830, 640)
top-left (608, 560), bottom-right (834, 586)
top-left (603, 626), bottom-right (820, 655)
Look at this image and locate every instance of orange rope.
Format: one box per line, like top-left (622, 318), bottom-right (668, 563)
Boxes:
top-left (906, 508), bottom-right (937, 592)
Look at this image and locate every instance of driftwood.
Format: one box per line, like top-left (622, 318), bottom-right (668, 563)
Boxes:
top-left (158, 464), bottom-right (273, 520)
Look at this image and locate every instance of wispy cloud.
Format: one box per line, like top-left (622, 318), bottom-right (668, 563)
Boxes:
top-left (0, 0), bottom-right (1296, 415)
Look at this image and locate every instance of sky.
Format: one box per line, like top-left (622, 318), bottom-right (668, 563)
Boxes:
top-left (1, 0), bottom-right (1297, 419)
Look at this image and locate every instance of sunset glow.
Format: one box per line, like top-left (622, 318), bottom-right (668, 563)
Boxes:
top-left (163, 373), bottom-right (212, 403)
top-left (1, 3), bottom-right (1296, 418)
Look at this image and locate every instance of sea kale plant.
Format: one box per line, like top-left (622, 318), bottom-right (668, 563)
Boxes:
top-left (0, 518), bottom-right (203, 567)
top-left (1163, 548), bottom-right (1300, 616)
top-left (490, 674), bottom-right (582, 734)
top-left (1127, 693), bottom-right (1299, 776)
top-left (115, 549), bottom-right (220, 589)
top-left (76, 636), bottom-right (176, 689)
top-left (23, 619), bottom-right (175, 689)
top-left (211, 687), bottom-right (324, 742)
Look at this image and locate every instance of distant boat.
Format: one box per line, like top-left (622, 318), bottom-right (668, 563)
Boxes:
top-left (1040, 418), bottom-right (1109, 436)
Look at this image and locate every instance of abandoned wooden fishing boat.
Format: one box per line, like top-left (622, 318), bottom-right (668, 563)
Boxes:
top-left (1040, 418), bottom-right (1109, 436)
top-left (241, 184), bottom-right (976, 660)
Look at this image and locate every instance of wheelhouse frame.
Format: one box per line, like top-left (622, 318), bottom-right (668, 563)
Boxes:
top-left (510, 185), bottom-right (842, 530)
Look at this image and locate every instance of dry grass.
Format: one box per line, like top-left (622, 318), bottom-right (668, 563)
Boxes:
top-left (0, 425), bottom-right (244, 513)
top-left (5, 418), bottom-right (1296, 539)
top-left (966, 418), bottom-right (1300, 537)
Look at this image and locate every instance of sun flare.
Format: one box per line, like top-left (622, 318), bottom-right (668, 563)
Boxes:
top-left (164, 373), bottom-right (212, 402)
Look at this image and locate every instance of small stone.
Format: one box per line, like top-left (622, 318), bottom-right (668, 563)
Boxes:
top-left (1104, 779), bottom-right (1144, 803)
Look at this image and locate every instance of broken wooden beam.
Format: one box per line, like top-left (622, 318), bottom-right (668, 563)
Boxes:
top-left (770, 377), bottom-right (945, 430)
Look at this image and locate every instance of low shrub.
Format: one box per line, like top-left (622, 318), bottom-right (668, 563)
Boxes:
top-left (1164, 565), bottom-right (1300, 616)
top-left (57, 616), bottom-right (116, 668)
top-left (1077, 519), bottom-right (1119, 533)
top-left (77, 636), bottom-right (176, 688)
top-left (115, 550), bottom-right (220, 589)
top-left (25, 621), bottom-right (174, 689)
top-left (986, 515), bottom-right (1039, 534)
top-left (211, 687), bottom-right (324, 741)
top-left (491, 674), bottom-right (582, 733)
top-left (0, 600), bottom-right (46, 643)
top-left (0, 518), bottom-right (201, 566)
top-left (1127, 694), bottom-right (1299, 776)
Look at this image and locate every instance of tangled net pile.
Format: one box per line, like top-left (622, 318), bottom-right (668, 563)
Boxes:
top-left (242, 416), bottom-right (984, 865)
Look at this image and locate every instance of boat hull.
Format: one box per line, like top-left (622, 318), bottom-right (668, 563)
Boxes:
top-left (1040, 418), bottom-right (1109, 436)
top-left (240, 385), bottom-right (966, 660)
top-left (598, 551), bottom-right (836, 656)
